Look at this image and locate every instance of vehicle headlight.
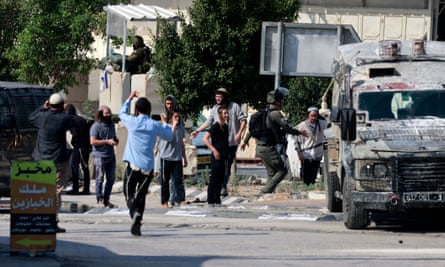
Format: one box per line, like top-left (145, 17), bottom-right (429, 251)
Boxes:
top-left (358, 161), bottom-right (390, 179)
top-left (373, 164), bottom-right (388, 178)
top-left (356, 160), bottom-right (392, 191)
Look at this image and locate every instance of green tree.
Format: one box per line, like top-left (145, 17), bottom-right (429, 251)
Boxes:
top-left (283, 76), bottom-right (332, 125)
top-left (0, 0), bottom-right (25, 81)
top-left (154, 0), bottom-right (300, 117)
top-left (6, 0), bottom-right (120, 91)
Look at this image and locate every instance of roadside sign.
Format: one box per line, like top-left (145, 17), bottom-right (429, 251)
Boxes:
top-left (260, 22), bottom-right (361, 77)
top-left (10, 160), bottom-right (57, 253)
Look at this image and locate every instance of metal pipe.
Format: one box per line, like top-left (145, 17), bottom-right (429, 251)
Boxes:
top-left (274, 22), bottom-right (283, 89)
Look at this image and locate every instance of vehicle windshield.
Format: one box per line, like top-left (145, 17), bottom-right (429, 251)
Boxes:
top-left (358, 90), bottom-right (445, 120)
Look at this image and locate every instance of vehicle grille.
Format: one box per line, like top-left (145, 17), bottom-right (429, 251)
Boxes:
top-left (397, 158), bottom-right (445, 192)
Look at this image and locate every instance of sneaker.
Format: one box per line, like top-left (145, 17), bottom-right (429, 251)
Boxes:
top-left (220, 188), bottom-right (228, 197)
top-left (66, 190), bottom-right (81, 195)
top-left (81, 191), bottom-right (91, 195)
top-left (131, 213), bottom-right (142, 236)
top-left (131, 222), bottom-right (141, 236)
top-left (104, 201), bottom-right (115, 208)
top-left (56, 225), bottom-right (66, 233)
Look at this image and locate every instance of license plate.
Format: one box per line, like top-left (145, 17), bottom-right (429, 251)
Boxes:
top-left (403, 192), bottom-right (443, 202)
top-left (197, 155), bottom-right (211, 164)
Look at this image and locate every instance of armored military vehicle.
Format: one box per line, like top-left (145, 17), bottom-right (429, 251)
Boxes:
top-left (0, 82), bottom-right (54, 197)
top-left (322, 39), bottom-right (445, 229)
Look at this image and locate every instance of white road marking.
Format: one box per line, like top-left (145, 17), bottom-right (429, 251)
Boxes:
top-left (165, 210), bottom-right (208, 217)
top-left (258, 213), bottom-right (318, 221)
top-left (336, 248), bottom-right (445, 255)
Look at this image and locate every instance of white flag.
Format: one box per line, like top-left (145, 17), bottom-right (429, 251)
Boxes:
top-left (100, 69), bottom-right (108, 92)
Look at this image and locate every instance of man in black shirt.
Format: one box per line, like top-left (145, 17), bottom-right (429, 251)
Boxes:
top-left (203, 106), bottom-right (229, 205)
top-left (65, 104), bottom-right (91, 195)
top-left (29, 93), bottom-right (74, 233)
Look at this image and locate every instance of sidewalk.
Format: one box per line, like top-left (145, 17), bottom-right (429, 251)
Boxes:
top-left (60, 181), bottom-right (326, 213)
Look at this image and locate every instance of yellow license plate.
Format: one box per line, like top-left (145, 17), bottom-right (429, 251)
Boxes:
top-left (197, 156), bottom-right (211, 164)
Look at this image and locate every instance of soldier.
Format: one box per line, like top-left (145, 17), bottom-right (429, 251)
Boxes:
top-left (242, 87), bottom-right (306, 193)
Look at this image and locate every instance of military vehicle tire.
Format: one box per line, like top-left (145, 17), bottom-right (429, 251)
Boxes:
top-left (325, 172), bottom-right (342, 212)
top-left (342, 179), bottom-right (369, 229)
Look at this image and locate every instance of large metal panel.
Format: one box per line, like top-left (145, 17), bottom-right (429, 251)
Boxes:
top-left (260, 22), bottom-right (361, 77)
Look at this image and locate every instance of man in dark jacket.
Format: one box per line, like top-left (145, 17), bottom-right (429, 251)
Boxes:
top-left (65, 104), bottom-right (91, 195)
top-left (29, 93), bottom-right (74, 233)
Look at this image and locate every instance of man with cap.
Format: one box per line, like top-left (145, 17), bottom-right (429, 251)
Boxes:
top-left (294, 106), bottom-right (328, 185)
top-left (29, 92), bottom-right (74, 233)
top-left (242, 87), bottom-right (305, 193)
top-left (119, 91), bottom-right (173, 236)
top-left (191, 87), bottom-right (247, 197)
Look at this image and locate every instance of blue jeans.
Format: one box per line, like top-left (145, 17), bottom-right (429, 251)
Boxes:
top-left (160, 159), bottom-right (185, 204)
top-left (93, 156), bottom-right (116, 203)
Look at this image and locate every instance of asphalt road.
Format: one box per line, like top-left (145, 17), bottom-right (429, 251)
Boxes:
top-left (2, 184), bottom-right (445, 267)
top-left (2, 209), bottom-right (445, 267)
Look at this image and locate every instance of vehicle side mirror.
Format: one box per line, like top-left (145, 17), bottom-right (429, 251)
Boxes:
top-left (340, 108), bottom-right (356, 141)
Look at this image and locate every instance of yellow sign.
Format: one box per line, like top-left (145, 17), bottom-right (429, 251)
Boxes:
top-left (10, 161), bottom-right (56, 253)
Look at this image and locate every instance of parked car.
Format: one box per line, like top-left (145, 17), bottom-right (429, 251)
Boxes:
top-left (190, 130), bottom-right (212, 174)
top-left (0, 82), bottom-right (55, 197)
top-left (190, 114), bottom-right (212, 178)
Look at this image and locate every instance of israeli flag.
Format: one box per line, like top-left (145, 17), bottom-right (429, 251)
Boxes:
top-left (100, 69), bottom-right (108, 92)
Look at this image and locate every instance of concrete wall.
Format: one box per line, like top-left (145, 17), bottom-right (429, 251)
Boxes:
top-left (64, 72), bottom-right (92, 112)
top-left (298, 7), bottom-right (431, 41)
top-left (301, 0), bottom-right (428, 9)
top-left (133, 0), bottom-right (193, 9)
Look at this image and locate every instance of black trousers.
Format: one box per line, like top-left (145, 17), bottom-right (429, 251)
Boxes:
top-left (301, 159), bottom-right (321, 185)
top-left (123, 165), bottom-right (153, 220)
top-left (207, 157), bottom-right (228, 204)
top-left (70, 145), bottom-right (90, 192)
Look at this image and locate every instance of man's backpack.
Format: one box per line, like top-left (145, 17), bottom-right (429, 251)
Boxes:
top-left (249, 109), bottom-right (269, 139)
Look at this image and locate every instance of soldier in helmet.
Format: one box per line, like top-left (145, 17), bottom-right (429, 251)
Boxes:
top-left (242, 87), bottom-right (306, 193)
top-left (126, 35), bottom-right (151, 74)
top-left (101, 35), bottom-right (151, 74)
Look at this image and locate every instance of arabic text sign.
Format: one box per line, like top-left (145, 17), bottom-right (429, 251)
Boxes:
top-left (10, 160), bottom-right (56, 252)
